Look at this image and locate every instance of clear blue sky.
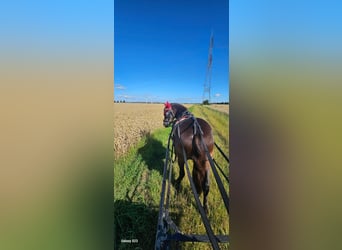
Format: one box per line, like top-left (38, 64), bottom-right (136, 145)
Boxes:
top-left (114, 0), bottom-right (229, 103)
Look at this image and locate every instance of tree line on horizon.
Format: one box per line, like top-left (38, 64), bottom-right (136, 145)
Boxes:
top-left (113, 100), bottom-right (229, 105)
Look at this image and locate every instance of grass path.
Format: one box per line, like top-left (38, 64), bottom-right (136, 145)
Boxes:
top-left (114, 105), bottom-right (229, 249)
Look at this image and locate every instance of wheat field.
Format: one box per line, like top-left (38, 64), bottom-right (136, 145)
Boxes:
top-left (113, 103), bottom-right (165, 158)
top-left (208, 104), bottom-right (229, 114)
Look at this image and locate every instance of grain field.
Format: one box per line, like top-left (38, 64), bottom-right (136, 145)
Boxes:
top-left (113, 103), bottom-right (164, 158)
top-left (207, 104), bottom-right (229, 114)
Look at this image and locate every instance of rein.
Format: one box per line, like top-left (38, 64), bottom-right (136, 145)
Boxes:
top-left (171, 110), bottom-right (194, 139)
top-left (174, 110), bottom-right (193, 125)
top-left (175, 116), bottom-right (221, 250)
top-left (170, 109), bottom-right (229, 215)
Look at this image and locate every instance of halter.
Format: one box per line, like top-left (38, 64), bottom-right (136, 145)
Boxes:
top-left (164, 108), bottom-right (192, 125)
top-left (164, 108), bottom-right (175, 122)
top-left (163, 102), bottom-right (175, 126)
top-left (163, 102), bottom-right (194, 129)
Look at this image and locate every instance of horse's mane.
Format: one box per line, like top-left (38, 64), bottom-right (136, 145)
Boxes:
top-left (171, 103), bottom-right (188, 118)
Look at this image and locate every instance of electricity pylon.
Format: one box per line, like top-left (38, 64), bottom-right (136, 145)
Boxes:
top-left (202, 32), bottom-right (214, 104)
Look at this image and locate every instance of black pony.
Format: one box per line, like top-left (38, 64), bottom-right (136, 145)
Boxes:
top-left (163, 102), bottom-right (214, 213)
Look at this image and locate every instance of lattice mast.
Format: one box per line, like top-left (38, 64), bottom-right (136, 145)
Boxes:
top-left (202, 32), bottom-right (214, 103)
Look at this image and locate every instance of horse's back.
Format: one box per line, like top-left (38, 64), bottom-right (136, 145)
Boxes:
top-left (174, 117), bottom-right (214, 158)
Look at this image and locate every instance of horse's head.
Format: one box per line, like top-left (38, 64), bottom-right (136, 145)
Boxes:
top-left (163, 101), bottom-right (175, 127)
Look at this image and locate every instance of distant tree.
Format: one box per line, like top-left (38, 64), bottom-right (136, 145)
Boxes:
top-left (202, 99), bottom-right (210, 105)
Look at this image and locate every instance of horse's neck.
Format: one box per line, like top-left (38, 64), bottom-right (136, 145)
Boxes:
top-left (173, 104), bottom-right (187, 119)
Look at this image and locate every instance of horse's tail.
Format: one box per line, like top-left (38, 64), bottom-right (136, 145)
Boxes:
top-left (192, 118), bottom-right (211, 160)
top-left (191, 119), bottom-right (213, 196)
top-left (192, 132), bottom-right (207, 195)
top-left (192, 124), bottom-right (202, 158)
top-left (192, 125), bottom-right (204, 159)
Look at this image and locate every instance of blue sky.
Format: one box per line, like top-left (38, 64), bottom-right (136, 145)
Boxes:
top-left (114, 0), bottom-right (229, 103)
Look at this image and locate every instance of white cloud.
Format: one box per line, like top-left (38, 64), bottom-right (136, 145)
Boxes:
top-left (214, 93), bottom-right (221, 97)
top-left (115, 84), bottom-right (126, 90)
top-left (117, 94), bottom-right (133, 99)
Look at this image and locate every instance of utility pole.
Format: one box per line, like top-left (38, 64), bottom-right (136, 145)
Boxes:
top-left (202, 31), bottom-right (214, 104)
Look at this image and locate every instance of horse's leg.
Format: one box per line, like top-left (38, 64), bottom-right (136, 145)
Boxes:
top-left (193, 159), bottom-right (211, 214)
top-left (175, 157), bottom-right (185, 191)
top-left (203, 168), bottom-right (210, 214)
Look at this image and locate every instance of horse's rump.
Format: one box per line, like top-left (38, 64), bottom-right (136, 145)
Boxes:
top-left (173, 117), bottom-right (213, 163)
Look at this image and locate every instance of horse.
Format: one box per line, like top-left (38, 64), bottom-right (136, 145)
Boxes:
top-left (163, 101), bottom-right (214, 214)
